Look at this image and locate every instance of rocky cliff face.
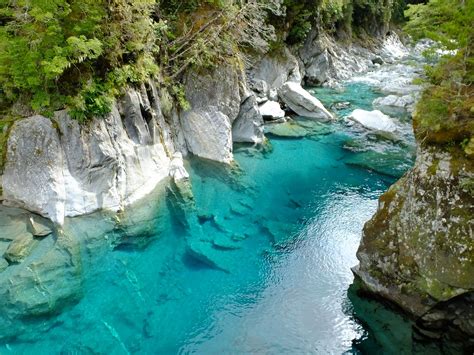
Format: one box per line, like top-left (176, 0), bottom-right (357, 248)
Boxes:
top-left (354, 145), bottom-right (474, 347)
top-left (2, 85), bottom-right (173, 225)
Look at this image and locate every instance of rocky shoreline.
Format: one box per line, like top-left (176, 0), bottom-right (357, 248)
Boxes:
top-left (0, 28), bottom-right (472, 350)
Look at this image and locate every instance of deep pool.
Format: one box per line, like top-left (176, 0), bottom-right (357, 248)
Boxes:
top-left (2, 83), bottom-right (422, 354)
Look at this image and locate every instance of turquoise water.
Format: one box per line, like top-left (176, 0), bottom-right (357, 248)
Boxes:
top-left (1, 84), bottom-right (420, 354)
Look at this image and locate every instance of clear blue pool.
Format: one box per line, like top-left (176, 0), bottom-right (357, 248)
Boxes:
top-left (1, 83), bottom-right (420, 354)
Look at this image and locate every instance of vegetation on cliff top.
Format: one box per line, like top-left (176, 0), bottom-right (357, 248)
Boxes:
top-left (0, 0), bottom-right (408, 121)
top-left (405, 0), bottom-right (474, 154)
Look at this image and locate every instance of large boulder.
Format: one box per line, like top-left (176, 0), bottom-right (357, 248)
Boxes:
top-left (278, 82), bottom-right (333, 121)
top-left (181, 108), bottom-right (233, 163)
top-left (181, 64), bottom-right (242, 162)
top-left (232, 95), bottom-right (264, 143)
top-left (354, 146), bottom-right (474, 348)
top-left (258, 100), bottom-right (285, 120)
top-left (347, 109), bottom-right (397, 133)
top-left (4, 232), bottom-right (37, 263)
top-left (0, 228), bottom-right (83, 340)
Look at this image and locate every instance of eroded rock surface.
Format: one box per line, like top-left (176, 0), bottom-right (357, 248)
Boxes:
top-left (354, 146), bottom-right (474, 346)
top-left (278, 82), bottom-right (333, 121)
top-left (2, 87), bottom-right (173, 224)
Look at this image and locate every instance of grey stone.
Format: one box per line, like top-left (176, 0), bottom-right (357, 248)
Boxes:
top-left (3, 90), bottom-right (171, 224)
top-left (181, 64), bottom-right (243, 162)
top-left (278, 82), bottom-right (334, 121)
top-left (2, 116), bottom-right (66, 224)
top-left (248, 48), bottom-right (301, 98)
top-left (232, 95), bottom-right (264, 143)
top-left (4, 232), bottom-right (37, 263)
top-left (27, 216), bottom-right (52, 237)
top-left (121, 90), bottom-right (152, 145)
top-left (181, 108), bottom-right (233, 163)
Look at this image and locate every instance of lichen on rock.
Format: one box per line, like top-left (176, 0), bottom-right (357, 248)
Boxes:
top-left (354, 145), bottom-right (474, 345)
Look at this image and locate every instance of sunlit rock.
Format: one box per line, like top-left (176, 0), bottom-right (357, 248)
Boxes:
top-left (259, 100), bottom-right (285, 120)
top-left (278, 82), bottom-right (334, 121)
top-left (347, 109), bottom-right (397, 133)
top-left (232, 94), bottom-right (265, 144)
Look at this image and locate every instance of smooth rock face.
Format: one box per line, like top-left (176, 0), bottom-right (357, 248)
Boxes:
top-left (181, 109), bottom-right (233, 163)
top-left (354, 146), bottom-right (474, 344)
top-left (181, 65), bottom-right (242, 163)
top-left (2, 88), bottom-right (172, 224)
top-left (347, 109), bottom-right (397, 133)
top-left (232, 95), bottom-right (264, 143)
top-left (259, 100), bottom-right (285, 120)
top-left (248, 48), bottom-right (301, 100)
top-left (3, 116), bottom-right (66, 224)
top-left (278, 82), bottom-right (333, 121)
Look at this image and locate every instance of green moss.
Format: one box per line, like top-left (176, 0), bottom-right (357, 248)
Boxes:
top-left (417, 277), bottom-right (464, 301)
top-left (427, 159), bottom-right (440, 175)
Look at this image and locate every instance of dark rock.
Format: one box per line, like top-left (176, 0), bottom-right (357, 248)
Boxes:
top-left (372, 57), bottom-right (384, 65)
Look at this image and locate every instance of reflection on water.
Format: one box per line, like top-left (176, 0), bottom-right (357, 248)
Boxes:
top-left (0, 83), bottom-right (424, 354)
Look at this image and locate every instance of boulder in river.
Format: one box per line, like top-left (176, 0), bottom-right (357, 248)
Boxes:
top-left (278, 82), bottom-right (334, 121)
top-left (373, 94), bottom-right (415, 110)
top-left (259, 100), bottom-right (285, 120)
top-left (232, 94), bottom-right (265, 143)
top-left (347, 109), bottom-right (397, 133)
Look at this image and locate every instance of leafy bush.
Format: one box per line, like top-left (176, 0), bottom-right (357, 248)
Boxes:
top-left (0, 0), bottom-right (160, 119)
top-left (405, 0), bottom-right (474, 149)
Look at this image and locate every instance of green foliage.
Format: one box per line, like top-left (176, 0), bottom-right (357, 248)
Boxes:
top-left (404, 0), bottom-right (473, 49)
top-left (0, 0), bottom-right (160, 120)
top-left (405, 0), bottom-right (474, 150)
top-left (281, 0), bottom-right (409, 44)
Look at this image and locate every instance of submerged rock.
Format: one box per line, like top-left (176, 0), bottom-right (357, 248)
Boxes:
top-left (27, 216), bottom-right (52, 237)
top-left (265, 121), bottom-right (309, 138)
top-left (4, 232), bottom-right (37, 263)
top-left (344, 150), bottom-right (414, 178)
top-left (347, 109), bottom-right (397, 133)
top-left (212, 234), bottom-right (242, 250)
top-left (0, 258), bottom-right (7, 272)
top-left (278, 82), bottom-right (334, 121)
top-left (186, 240), bottom-right (232, 273)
